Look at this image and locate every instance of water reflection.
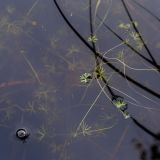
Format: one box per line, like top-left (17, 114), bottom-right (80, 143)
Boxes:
top-left (132, 138), bottom-right (160, 160)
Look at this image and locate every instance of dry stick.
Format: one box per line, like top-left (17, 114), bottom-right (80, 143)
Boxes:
top-left (121, 0), bottom-right (160, 70)
top-left (52, 0), bottom-right (160, 98)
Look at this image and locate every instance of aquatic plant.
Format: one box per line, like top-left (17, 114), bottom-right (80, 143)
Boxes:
top-left (36, 126), bottom-right (48, 141)
top-left (88, 34), bottom-right (98, 43)
top-left (94, 65), bottom-right (106, 80)
top-left (52, 0), bottom-right (160, 144)
top-left (25, 101), bottom-right (36, 114)
top-left (112, 96), bottom-right (130, 119)
top-left (50, 36), bottom-right (59, 49)
top-left (0, 0), bottom-right (159, 159)
top-left (80, 72), bottom-right (92, 84)
top-left (0, 16), bottom-right (23, 35)
top-left (118, 22), bottom-right (131, 30)
top-left (44, 64), bottom-right (56, 74)
top-left (118, 21), bottom-right (138, 30)
top-left (79, 121), bottom-right (92, 136)
top-left (6, 5), bottom-right (15, 14)
top-left (38, 104), bottom-right (49, 113)
top-left (34, 86), bottom-right (51, 100)
top-left (66, 45), bottom-right (80, 56)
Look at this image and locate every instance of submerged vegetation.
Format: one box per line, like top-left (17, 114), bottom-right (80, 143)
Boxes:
top-left (0, 0), bottom-right (159, 160)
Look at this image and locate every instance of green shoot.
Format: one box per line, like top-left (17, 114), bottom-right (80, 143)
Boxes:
top-left (80, 73), bottom-right (92, 83)
top-left (94, 65), bottom-right (106, 80)
top-left (118, 22), bottom-right (131, 30)
top-left (88, 35), bottom-right (98, 43)
top-left (112, 97), bottom-right (130, 119)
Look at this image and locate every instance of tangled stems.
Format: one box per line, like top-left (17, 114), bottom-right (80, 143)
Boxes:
top-left (52, 0), bottom-right (160, 99)
top-left (52, 0), bottom-right (160, 141)
top-left (97, 15), bottom-right (160, 71)
top-left (121, 0), bottom-right (159, 69)
top-left (88, 0), bottom-right (115, 98)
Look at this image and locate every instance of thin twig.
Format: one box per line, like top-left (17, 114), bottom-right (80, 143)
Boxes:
top-left (21, 52), bottom-right (42, 85)
top-left (26, 0), bottom-right (40, 16)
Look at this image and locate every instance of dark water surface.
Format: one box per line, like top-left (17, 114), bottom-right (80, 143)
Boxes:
top-left (0, 0), bottom-right (160, 160)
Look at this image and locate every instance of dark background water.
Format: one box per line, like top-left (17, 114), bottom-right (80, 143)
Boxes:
top-left (0, 0), bottom-right (159, 160)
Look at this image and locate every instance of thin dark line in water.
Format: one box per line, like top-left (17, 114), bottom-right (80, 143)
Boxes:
top-left (52, 0), bottom-right (160, 99)
top-left (121, 0), bottom-right (160, 70)
top-left (53, 0), bottom-right (160, 141)
top-left (89, 0), bottom-right (115, 98)
top-left (131, 116), bottom-right (160, 140)
top-left (102, 76), bottom-right (115, 98)
top-left (97, 15), bottom-right (160, 71)
top-left (132, 0), bottom-right (160, 22)
top-left (89, 0), bottom-right (97, 55)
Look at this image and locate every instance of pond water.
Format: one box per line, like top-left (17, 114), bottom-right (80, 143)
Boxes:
top-left (0, 0), bottom-right (160, 159)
